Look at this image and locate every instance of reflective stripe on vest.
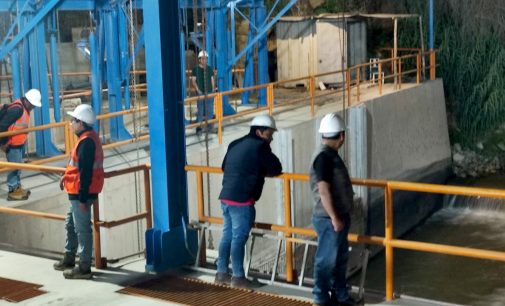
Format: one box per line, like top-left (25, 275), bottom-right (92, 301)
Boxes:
top-left (7, 100), bottom-right (30, 146)
top-left (63, 130), bottom-right (105, 194)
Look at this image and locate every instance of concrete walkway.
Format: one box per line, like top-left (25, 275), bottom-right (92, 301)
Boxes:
top-left (0, 249), bottom-right (462, 306)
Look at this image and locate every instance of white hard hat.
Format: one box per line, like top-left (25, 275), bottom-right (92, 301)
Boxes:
top-left (318, 113), bottom-right (345, 138)
top-left (24, 89), bottom-right (42, 107)
top-left (198, 50), bottom-right (208, 58)
top-left (67, 104), bottom-right (96, 125)
top-left (251, 114), bottom-right (277, 130)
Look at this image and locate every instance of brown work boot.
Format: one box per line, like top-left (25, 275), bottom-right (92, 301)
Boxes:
top-left (7, 186), bottom-right (30, 201)
top-left (63, 265), bottom-right (92, 280)
top-left (214, 272), bottom-right (232, 285)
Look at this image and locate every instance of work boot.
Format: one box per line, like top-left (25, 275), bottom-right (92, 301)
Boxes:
top-left (7, 186), bottom-right (30, 201)
top-left (63, 265), bottom-right (92, 280)
top-left (53, 253), bottom-right (76, 271)
top-left (214, 272), bottom-right (232, 285)
top-left (230, 276), bottom-right (262, 290)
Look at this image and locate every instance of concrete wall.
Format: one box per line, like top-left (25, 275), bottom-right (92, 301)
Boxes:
top-left (0, 80), bottom-right (451, 271)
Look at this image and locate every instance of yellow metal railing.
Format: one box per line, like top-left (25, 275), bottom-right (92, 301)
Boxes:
top-left (0, 161), bottom-right (152, 269)
top-left (185, 164), bottom-right (505, 301)
top-left (0, 50), bottom-right (436, 169)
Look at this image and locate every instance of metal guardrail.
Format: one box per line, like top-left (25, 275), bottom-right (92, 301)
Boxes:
top-left (0, 161), bottom-right (152, 269)
top-left (185, 164), bottom-right (505, 301)
top-left (0, 50), bottom-right (437, 163)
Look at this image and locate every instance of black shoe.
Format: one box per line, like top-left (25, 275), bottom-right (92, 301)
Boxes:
top-left (53, 253), bottom-right (75, 271)
top-left (214, 272), bottom-right (232, 285)
top-left (63, 266), bottom-right (92, 279)
top-left (230, 277), bottom-right (262, 289)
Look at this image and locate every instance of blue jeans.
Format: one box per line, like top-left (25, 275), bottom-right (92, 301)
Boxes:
top-left (65, 199), bottom-right (94, 269)
top-left (217, 203), bottom-right (256, 277)
top-left (6, 146), bottom-right (23, 191)
top-left (196, 97), bottom-right (214, 130)
top-left (312, 215), bottom-right (351, 305)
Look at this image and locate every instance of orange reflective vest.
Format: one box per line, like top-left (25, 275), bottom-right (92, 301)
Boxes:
top-left (63, 130), bottom-right (104, 195)
top-left (7, 100), bottom-right (30, 147)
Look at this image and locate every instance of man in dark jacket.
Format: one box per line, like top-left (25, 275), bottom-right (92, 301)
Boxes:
top-left (0, 89), bottom-right (42, 200)
top-left (53, 104), bottom-right (104, 280)
top-left (215, 114), bottom-right (282, 288)
top-left (310, 113), bottom-right (356, 306)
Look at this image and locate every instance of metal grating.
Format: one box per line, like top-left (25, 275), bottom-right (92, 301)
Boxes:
top-left (0, 277), bottom-right (47, 303)
top-left (118, 276), bottom-right (312, 306)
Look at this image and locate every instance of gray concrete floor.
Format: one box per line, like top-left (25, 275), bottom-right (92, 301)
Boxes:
top-left (0, 249), bottom-right (461, 306)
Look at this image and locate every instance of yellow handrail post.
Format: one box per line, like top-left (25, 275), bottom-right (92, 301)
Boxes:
top-left (143, 166), bottom-right (153, 229)
top-left (429, 50), bottom-right (436, 80)
top-left (196, 170), bottom-right (207, 266)
top-left (346, 69), bottom-right (351, 107)
top-left (378, 63), bottom-right (383, 95)
top-left (416, 53), bottom-right (421, 84)
top-left (64, 123), bottom-right (70, 155)
top-left (215, 93), bottom-right (223, 144)
top-left (283, 177), bottom-right (294, 283)
top-left (398, 58), bottom-right (402, 89)
top-left (267, 84), bottom-right (274, 115)
top-left (310, 76), bottom-right (316, 116)
top-left (385, 184), bottom-right (394, 301)
top-left (93, 198), bottom-right (105, 269)
top-left (356, 68), bottom-right (361, 102)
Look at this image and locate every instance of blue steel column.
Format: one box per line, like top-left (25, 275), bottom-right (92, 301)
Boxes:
top-left (118, 7), bottom-right (130, 110)
top-left (22, 15), bottom-right (31, 92)
top-left (429, 0), bottom-right (434, 49)
top-left (104, 7), bottom-right (131, 141)
top-left (255, 1), bottom-right (268, 105)
top-left (35, 16), bottom-right (60, 156)
top-left (144, 0), bottom-right (196, 272)
top-left (241, 8), bottom-right (255, 105)
top-left (89, 32), bottom-right (102, 132)
top-left (10, 49), bottom-right (21, 99)
top-left (49, 11), bottom-right (61, 122)
top-left (215, 5), bottom-right (234, 115)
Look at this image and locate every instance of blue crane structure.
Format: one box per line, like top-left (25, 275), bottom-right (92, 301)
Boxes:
top-left (0, 0), bottom-right (437, 272)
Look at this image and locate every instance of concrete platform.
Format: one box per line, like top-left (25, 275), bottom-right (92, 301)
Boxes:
top-left (0, 249), bottom-right (461, 306)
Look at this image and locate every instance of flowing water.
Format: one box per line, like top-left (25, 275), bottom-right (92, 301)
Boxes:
top-left (351, 175), bottom-right (505, 305)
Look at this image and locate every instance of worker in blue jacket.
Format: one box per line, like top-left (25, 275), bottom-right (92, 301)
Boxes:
top-left (215, 114), bottom-right (282, 289)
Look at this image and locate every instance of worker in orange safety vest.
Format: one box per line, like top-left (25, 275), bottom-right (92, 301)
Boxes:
top-left (54, 104), bottom-right (104, 280)
top-left (0, 89), bottom-right (42, 201)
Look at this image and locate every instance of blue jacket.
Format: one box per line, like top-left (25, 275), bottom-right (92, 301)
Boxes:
top-left (219, 130), bottom-right (282, 202)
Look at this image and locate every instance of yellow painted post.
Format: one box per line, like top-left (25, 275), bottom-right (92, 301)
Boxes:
top-left (196, 171), bottom-right (205, 222)
top-left (378, 63), bottom-right (383, 95)
top-left (310, 76), bottom-right (316, 116)
top-left (267, 84), bottom-right (274, 115)
top-left (284, 177), bottom-right (294, 282)
top-left (346, 69), bottom-right (351, 107)
top-left (64, 123), bottom-right (70, 155)
top-left (143, 167), bottom-right (153, 229)
top-left (216, 94), bottom-right (223, 144)
top-left (416, 53), bottom-right (421, 84)
top-left (92, 198), bottom-right (104, 269)
top-left (356, 68), bottom-right (361, 102)
top-left (430, 50), bottom-right (436, 80)
top-left (398, 58), bottom-right (402, 89)
top-left (385, 184), bottom-right (394, 301)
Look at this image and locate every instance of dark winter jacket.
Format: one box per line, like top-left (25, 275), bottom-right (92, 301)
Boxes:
top-left (219, 130), bottom-right (282, 202)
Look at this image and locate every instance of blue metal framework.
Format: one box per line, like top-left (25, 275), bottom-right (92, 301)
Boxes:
top-left (0, 0), bottom-right (297, 271)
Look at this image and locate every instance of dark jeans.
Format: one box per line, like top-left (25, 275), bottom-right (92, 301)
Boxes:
top-left (217, 203), bottom-right (256, 277)
top-left (196, 97), bottom-right (214, 131)
top-left (312, 215), bottom-right (351, 305)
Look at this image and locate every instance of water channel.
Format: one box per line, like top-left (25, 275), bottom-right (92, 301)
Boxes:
top-left (351, 175), bottom-right (505, 305)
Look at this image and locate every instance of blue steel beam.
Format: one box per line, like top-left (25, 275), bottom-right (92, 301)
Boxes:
top-left (255, 1), bottom-right (267, 105)
top-left (230, 0), bottom-right (296, 68)
top-left (429, 0), bottom-right (434, 49)
top-left (10, 49), bottom-right (21, 99)
top-left (49, 11), bottom-right (61, 122)
top-left (144, 0), bottom-right (196, 272)
top-left (0, 0), bottom-right (63, 61)
top-left (0, 1), bottom-right (142, 11)
top-left (89, 32), bottom-right (102, 132)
